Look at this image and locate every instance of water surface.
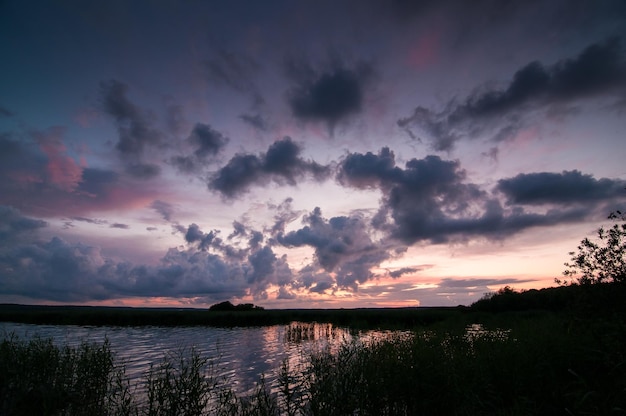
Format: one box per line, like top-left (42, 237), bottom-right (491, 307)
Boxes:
top-left (0, 321), bottom-right (363, 395)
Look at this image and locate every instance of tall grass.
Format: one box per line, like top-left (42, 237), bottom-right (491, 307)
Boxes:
top-left (2, 313), bottom-right (625, 415)
top-left (0, 334), bottom-right (118, 415)
top-left (306, 316), bottom-right (626, 415)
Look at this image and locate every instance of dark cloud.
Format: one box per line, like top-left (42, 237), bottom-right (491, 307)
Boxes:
top-left (65, 217), bottom-right (130, 230)
top-left (248, 230), bottom-right (264, 250)
top-left (496, 170), bottom-right (626, 205)
top-left (169, 156), bottom-right (197, 175)
top-left (247, 246), bottom-right (276, 284)
top-left (388, 267), bottom-right (418, 278)
top-left (293, 264), bottom-right (335, 294)
top-left (100, 80), bottom-right (165, 179)
top-left (392, 200), bottom-right (590, 244)
top-left (183, 222), bottom-right (250, 261)
top-left (125, 163), bottom-right (161, 180)
top-left (189, 123), bottom-right (229, 159)
top-left (278, 207), bottom-right (392, 290)
top-left (0, 205), bottom-right (47, 242)
top-left (338, 148), bottom-right (601, 243)
top-left (399, 37), bottom-right (626, 150)
top-left (337, 147), bottom-right (402, 188)
top-left (78, 168), bottom-right (119, 195)
top-left (277, 286), bottom-right (297, 300)
top-left (246, 246), bottom-right (292, 297)
top-left (0, 236), bottom-right (252, 302)
top-left (151, 200), bottom-right (175, 222)
top-left (210, 154), bottom-right (262, 197)
top-left (462, 37), bottom-right (624, 115)
top-left (310, 281), bottom-right (333, 294)
top-left (111, 248), bottom-right (250, 299)
top-left (209, 137), bottom-right (330, 197)
top-left (228, 221), bottom-right (247, 239)
top-left (184, 223), bottom-right (217, 251)
top-left (71, 217), bottom-right (108, 225)
top-left (264, 137), bottom-right (318, 181)
top-left (101, 80), bottom-right (163, 157)
top-left (171, 124), bottom-right (229, 174)
top-left (0, 237), bottom-right (112, 302)
top-left (286, 60), bottom-right (373, 129)
top-left (268, 198), bottom-right (304, 235)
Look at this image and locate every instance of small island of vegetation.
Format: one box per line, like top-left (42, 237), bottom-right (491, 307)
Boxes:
top-left (208, 301), bottom-right (265, 311)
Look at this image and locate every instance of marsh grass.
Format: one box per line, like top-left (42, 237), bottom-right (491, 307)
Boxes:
top-left (305, 316), bottom-right (626, 415)
top-left (1, 313), bottom-right (625, 415)
top-left (0, 333), bottom-right (118, 415)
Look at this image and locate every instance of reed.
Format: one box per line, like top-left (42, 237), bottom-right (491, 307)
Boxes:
top-left (304, 315), bottom-right (626, 415)
top-left (0, 334), bottom-right (120, 415)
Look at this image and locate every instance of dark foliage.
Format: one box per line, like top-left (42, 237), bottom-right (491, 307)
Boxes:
top-left (470, 282), bottom-right (626, 318)
top-left (208, 301), bottom-right (264, 311)
top-left (561, 210), bottom-right (626, 285)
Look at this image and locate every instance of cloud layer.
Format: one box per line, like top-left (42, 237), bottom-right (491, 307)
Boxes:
top-left (1, 0), bottom-right (625, 306)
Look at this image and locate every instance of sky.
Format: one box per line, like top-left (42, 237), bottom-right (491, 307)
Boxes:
top-left (1, 0), bottom-right (625, 308)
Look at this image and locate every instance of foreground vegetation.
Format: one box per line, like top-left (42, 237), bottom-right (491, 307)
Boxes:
top-left (2, 284), bottom-right (625, 415)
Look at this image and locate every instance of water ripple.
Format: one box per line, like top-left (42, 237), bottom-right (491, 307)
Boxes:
top-left (0, 321), bottom-right (357, 394)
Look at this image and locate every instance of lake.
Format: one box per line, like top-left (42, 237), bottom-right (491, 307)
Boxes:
top-left (0, 321), bottom-right (401, 396)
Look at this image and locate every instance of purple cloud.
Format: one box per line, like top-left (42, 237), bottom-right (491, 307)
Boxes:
top-left (210, 137), bottom-right (330, 197)
top-left (399, 37), bottom-right (626, 150)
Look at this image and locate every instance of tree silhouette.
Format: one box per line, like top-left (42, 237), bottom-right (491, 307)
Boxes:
top-left (208, 301), bottom-right (264, 311)
top-left (559, 211), bottom-right (626, 285)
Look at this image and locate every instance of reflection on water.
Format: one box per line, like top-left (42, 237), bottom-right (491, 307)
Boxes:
top-left (464, 323), bottom-right (511, 345)
top-left (0, 321), bottom-right (375, 395)
top-left (283, 322), bottom-right (340, 344)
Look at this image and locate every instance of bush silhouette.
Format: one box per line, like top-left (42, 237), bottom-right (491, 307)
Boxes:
top-left (208, 301), bottom-right (264, 311)
top-left (559, 211), bottom-right (626, 285)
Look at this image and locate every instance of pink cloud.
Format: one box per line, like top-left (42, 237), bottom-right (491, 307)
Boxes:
top-left (33, 127), bottom-right (83, 192)
top-left (14, 177), bottom-right (159, 218)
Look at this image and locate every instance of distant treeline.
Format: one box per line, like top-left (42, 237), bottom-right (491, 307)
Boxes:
top-left (470, 281), bottom-right (626, 317)
top-left (0, 303), bottom-right (463, 329)
top-left (1, 282), bottom-right (624, 328)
